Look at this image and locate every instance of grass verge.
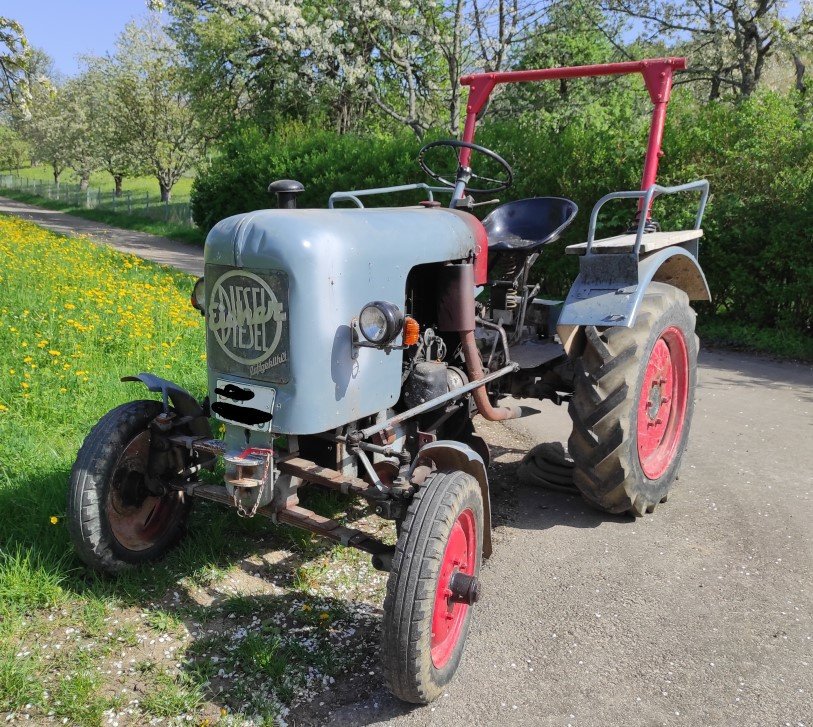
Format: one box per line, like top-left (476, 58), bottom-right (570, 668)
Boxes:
top-left (0, 187), bottom-right (205, 246)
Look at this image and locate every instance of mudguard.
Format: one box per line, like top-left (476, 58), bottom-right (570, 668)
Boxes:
top-left (412, 440), bottom-right (493, 558)
top-left (557, 246), bottom-right (710, 329)
top-left (122, 373), bottom-right (211, 437)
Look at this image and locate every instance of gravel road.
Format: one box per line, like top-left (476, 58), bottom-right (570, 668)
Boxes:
top-left (2, 196), bottom-right (810, 726)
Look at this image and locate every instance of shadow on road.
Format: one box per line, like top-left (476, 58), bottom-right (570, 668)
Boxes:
top-left (486, 442), bottom-right (633, 533)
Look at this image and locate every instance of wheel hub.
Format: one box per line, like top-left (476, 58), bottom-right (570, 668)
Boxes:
top-left (637, 326), bottom-right (689, 480)
top-left (106, 430), bottom-right (184, 552)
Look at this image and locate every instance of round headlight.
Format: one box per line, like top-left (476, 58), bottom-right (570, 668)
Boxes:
top-left (191, 277), bottom-right (206, 313)
top-left (359, 301), bottom-right (404, 345)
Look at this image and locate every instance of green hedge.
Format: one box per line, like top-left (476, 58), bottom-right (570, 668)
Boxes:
top-left (192, 92), bottom-right (813, 338)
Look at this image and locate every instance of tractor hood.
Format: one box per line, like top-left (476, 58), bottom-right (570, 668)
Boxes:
top-left (203, 206), bottom-right (481, 435)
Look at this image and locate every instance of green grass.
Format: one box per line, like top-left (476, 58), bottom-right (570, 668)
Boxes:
top-left (0, 187), bottom-right (205, 245)
top-left (0, 213), bottom-right (388, 724)
top-left (698, 315), bottom-right (813, 361)
top-left (1, 164), bottom-right (194, 200)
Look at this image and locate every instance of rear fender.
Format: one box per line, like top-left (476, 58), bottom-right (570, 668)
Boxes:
top-left (122, 372), bottom-right (211, 437)
top-left (557, 247), bottom-right (710, 335)
top-left (411, 440), bottom-right (493, 558)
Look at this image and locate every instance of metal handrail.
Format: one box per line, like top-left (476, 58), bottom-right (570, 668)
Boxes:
top-left (328, 182), bottom-right (453, 209)
top-left (585, 179), bottom-right (710, 257)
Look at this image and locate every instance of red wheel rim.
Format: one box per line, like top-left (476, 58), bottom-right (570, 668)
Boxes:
top-left (431, 508), bottom-right (477, 669)
top-left (636, 326), bottom-right (689, 480)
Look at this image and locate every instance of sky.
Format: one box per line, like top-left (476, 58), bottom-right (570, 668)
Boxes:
top-left (4, 0), bottom-right (151, 76)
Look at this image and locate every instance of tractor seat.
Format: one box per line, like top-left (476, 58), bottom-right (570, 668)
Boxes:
top-left (483, 197), bottom-right (578, 252)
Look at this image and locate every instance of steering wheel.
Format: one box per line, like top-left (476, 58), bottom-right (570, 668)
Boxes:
top-left (418, 139), bottom-right (513, 194)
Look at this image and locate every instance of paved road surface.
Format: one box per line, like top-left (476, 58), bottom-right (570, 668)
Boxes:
top-left (0, 195), bottom-right (203, 275)
top-left (2, 197), bottom-right (811, 726)
top-left (326, 351), bottom-right (811, 727)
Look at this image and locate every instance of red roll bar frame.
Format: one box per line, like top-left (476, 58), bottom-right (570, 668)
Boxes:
top-left (458, 57), bottom-right (687, 216)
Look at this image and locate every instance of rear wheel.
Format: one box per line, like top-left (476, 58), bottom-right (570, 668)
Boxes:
top-left (381, 469), bottom-right (483, 703)
top-left (567, 283), bottom-right (698, 515)
top-left (68, 400), bottom-right (192, 573)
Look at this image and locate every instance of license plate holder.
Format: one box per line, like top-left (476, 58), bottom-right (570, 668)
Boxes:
top-left (212, 379), bottom-right (277, 432)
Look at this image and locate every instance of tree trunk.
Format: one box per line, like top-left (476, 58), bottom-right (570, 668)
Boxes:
top-left (159, 180), bottom-right (171, 203)
top-left (114, 175), bottom-right (123, 197)
top-left (53, 169), bottom-right (61, 187)
top-left (709, 75), bottom-right (721, 101)
top-left (793, 54), bottom-right (806, 94)
top-left (79, 175), bottom-right (90, 192)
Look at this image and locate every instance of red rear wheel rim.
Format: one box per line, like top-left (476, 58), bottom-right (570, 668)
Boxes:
top-left (637, 325), bottom-right (689, 480)
top-left (431, 508), bottom-right (477, 669)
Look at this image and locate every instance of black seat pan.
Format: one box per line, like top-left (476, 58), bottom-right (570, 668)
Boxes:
top-left (483, 197), bottom-right (578, 252)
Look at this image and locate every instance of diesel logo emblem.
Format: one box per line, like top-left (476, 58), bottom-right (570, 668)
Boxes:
top-left (208, 270), bottom-right (288, 366)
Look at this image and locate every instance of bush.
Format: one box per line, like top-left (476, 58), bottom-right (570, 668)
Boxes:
top-left (192, 91), bottom-right (812, 339)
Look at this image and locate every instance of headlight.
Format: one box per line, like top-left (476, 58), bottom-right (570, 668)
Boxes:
top-left (359, 301), bottom-right (404, 345)
top-left (191, 277), bottom-right (205, 313)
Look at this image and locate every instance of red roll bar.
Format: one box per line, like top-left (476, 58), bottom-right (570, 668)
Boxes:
top-left (458, 57), bottom-right (687, 216)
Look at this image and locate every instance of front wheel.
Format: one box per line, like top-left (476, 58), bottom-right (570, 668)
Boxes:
top-left (67, 400), bottom-right (192, 573)
top-left (381, 469), bottom-right (484, 703)
top-left (567, 283), bottom-right (699, 516)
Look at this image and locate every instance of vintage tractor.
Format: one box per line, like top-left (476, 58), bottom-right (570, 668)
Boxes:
top-left (67, 58), bottom-right (710, 703)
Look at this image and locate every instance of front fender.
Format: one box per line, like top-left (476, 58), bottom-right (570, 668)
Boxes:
top-left (412, 440), bottom-right (493, 558)
top-left (122, 372), bottom-right (211, 437)
top-left (557, 247), bottom-right (710, 329)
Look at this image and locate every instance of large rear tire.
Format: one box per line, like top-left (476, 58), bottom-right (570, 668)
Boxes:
top-left (67, 400), bottom-right (192, 573)
top-left (567, 283), bottom-right (698, 516)
top-left (381, 469), bottom-right (483, 704)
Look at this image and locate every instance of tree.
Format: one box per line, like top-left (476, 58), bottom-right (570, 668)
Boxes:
top-left (160, 0), bottom-right (547, 138)
top-left (112, 16), bottom-right (204, 201)
top-left (22, 80), bottom-right (72, 185)
top-left (80, 58), bottom-right (143, 195)
top-left (0, 16), bottom-right (31, 116)
top-left (0, 124), bottom-right (28, 170)
top-left (602, 0), bottom-right (813, 100)
top-left (60, 75), bottom-right (105, 191)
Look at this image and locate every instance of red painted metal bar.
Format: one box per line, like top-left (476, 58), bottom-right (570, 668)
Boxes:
top-left (457, 57), bottom-right (687, 215)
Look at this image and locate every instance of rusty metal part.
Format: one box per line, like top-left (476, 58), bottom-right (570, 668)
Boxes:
top-left (106, 430), bottom-right (187, 551)
top-left (277, 457), bottom-right (383, 500)
top-left (189, 483), bottom-right (392, 556)
top-left (437, 263), bottom-right (476, 332)
top-left (166, 435), bottom-right (228, 457)
top-left (459, 330), bottom-right (523, 421)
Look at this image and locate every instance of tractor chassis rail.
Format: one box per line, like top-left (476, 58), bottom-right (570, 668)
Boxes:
top-left (188, 482), bottom-right (394, 568)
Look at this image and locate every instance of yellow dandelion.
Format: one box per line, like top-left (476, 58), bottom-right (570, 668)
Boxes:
top-left (8, 369), bottom-right (14, 375)
top-left (23, 356), bottom-right (33, 364)
top-left (20, 382), bottom-right (29, 390)
top-left (302, 604), bottom-right (312, 612)
top-left (0, 404), bottom-right (8, 412)
top-left (319, 612), bottom-right (330, 621)
top-left (48, 350), bottom-right (61, 357)
top-left (50, 516), bottom-right (59, 525)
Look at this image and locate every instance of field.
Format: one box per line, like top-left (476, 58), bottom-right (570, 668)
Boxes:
top-left (1, 166), bottom-right (194, 201)
top-left (0, 215), bottom-right (389, 725)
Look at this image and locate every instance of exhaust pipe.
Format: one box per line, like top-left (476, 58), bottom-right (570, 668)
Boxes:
top-left (459, 330), bottom-right (523, 421)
